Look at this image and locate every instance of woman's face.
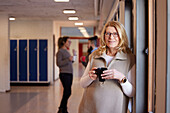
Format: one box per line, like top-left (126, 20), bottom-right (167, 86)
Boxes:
top-left (64, 39), bottom-right (71, 49)
top-left (104, 26), bottom-right (120, 49)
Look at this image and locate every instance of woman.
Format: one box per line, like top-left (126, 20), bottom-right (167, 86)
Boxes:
top-left (56, 37), bottom-right (73, 113)
top-left (78, 21), bottom-right (136, 113)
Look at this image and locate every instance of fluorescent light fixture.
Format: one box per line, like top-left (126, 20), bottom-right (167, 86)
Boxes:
top-left (78, 27), bottom-right (90, 37)
top-left (78, 27), bottom-right (85, 30)
top-left (68, 17), bottom-right (79, 20)
top-left (54, 0), bottom-right (69, 2)
top-left (9, 17), bottom-right (15, 21)
top-left (63, 10), bottom-right (76, 14)
top-left (75, 22), bottom-right (83, 26)
top-left (80, 30), bottom-right (90, 37)
top-left (80, 29), bottom-right (86, 32)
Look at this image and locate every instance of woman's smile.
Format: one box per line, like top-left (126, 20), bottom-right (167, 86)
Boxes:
top-left (108, 40), bottom-right (116, 43)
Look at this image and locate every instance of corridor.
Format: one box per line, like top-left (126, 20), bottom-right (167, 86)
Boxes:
top-left (0, 63), bottom-right (85, 113)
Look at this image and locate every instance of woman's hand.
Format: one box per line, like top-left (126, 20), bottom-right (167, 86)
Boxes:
top-left (72, 49), bottom-right (77, 56)
top-left (88, 67), bottom-right (98, 80)
top-left (69, 56), bottom-right (73, 61)
top-left (101, 69), bottom-right (125, 81)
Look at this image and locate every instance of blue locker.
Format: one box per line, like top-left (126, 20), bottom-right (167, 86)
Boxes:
top-left (10, 40), bottom-right (17, 81)
top-left (39, 40), bottom-right (47, 81)
top-left (19, 40), bottom-right (27, 81)
top-left (29, 40), bottom-right (37, 81)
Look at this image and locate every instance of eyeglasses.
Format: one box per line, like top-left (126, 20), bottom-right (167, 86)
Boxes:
top-left (105, 32), bottom-right (118, 37)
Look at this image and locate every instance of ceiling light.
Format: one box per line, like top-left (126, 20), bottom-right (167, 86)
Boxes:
top-left (78, 27), bottom-right (86, 32)
top-left (81, 32), bottom-right (90, 37)
top-left (68, 17), bottom-right (79, 20)
top-left (9, 17), bottom-right (15, 21)
top-left (75, 22), bottom-right (83, 26)
top-left (63, 10), bottom-right (76, 14)
top-left (54, 0), bottom-right (69, 2)
top-left (78, 27), bottom-right (89, 37)
top-left (80, 29), bottom-right (86, 32)
top-left (80, 30), bottom-right (89, 37)
top-left (78, 27), bottom-right (85, 30)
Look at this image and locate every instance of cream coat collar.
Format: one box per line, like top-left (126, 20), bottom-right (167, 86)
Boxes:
top-left (94, 51), bottom-right (127, 60)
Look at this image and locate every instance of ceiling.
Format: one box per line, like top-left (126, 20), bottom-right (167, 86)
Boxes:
top-left (0, 0), bottom-right (117, 31)
top-left (0, 0), bottom-right (98, 21)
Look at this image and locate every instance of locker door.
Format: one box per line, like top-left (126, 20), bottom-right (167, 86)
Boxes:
top-left (39, 40), bottom-right (47, 81)
top-left (10, 40), bottom-right (17, 81)
top-left (29, 40), bottom-right (37, 81)
top-left (19, 40), bottom-right (27, 81)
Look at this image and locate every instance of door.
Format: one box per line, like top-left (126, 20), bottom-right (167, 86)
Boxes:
top-left (19, 40), bottom-right (27, 81)
top-left (10, 40), bottom-right (17, 81)
top-left (29, 40), bottom-right (37, 81)
top-left (39, 40), bottom-right (48, 81)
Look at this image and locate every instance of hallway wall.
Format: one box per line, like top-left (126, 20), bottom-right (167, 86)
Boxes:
top-left (0, 15), bottom-right (10, 92)
top-left (9, 20), bottom-right (54, 84)
top-left (69, 39), bottom-right (79, 77)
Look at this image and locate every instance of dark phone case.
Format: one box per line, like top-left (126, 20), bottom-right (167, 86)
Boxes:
top-left (95, 67), bottom-right (107, 82)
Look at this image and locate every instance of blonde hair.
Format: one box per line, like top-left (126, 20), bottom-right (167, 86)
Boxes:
top-left (97, 21), bottom-right (131, 55)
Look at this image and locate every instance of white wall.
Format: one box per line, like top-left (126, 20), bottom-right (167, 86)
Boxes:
top-left (0, 15), bottom-right (10, 92)
top-left (10, 20), bottom-right (53, 38)
top-left (69, 39), bottom-right (79, 77)
top-left (10, 20), bottom-right (54, 84)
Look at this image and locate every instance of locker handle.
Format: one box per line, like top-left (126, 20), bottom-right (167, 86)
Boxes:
top-left (24, 47), bottom-right (27, 51)
top-left (44, 48), bottom-right (46, 51)
top-left (34, 48), bottom-right (37, 51)
top-left (14, 48), bottom-right (17, 51)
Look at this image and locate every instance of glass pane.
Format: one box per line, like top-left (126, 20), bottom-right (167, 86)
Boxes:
top-left (61, 27), bottom-right (94, 37)
top-left (166, 0), bottom-right (170, 112)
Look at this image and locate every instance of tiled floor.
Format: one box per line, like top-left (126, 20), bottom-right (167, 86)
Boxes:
top-left (0, 63), bottom-right (85, 113)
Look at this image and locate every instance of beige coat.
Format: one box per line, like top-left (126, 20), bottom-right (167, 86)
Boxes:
top-left (79, 51), bottom-right (135, 113)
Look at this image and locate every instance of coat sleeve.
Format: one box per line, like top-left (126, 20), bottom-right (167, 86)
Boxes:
top-left (56, 51), bottom-right (70, 67)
